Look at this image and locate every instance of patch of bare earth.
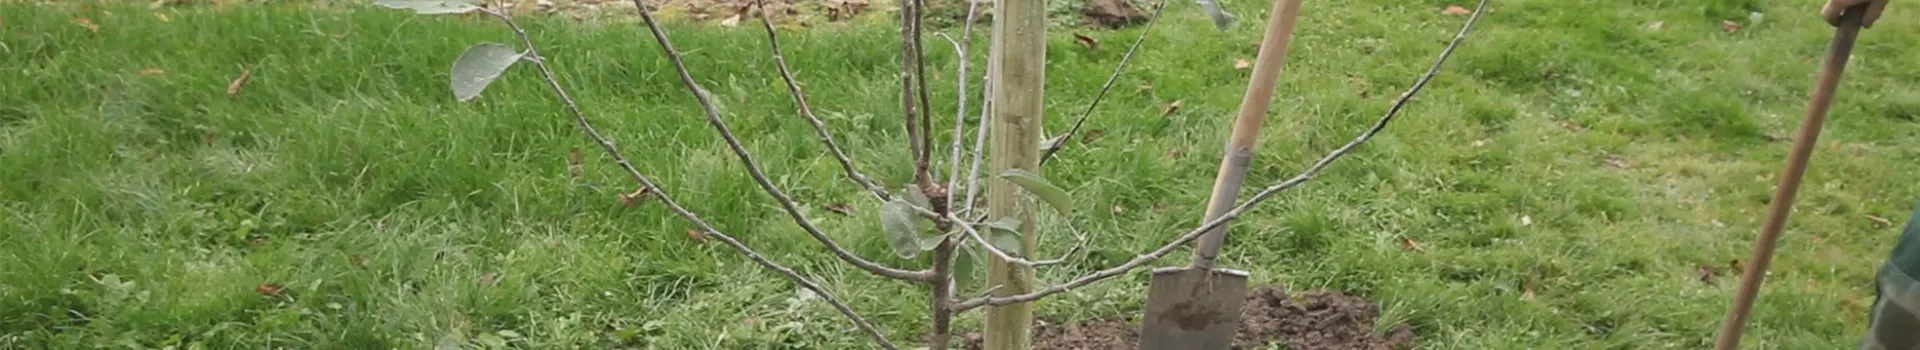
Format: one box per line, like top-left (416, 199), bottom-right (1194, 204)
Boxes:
top-left (962, 285), bottom-right (1414, 350)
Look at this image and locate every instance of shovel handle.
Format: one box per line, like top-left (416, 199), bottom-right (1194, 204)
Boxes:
top-left (1192, 0), bottom-right (1306, 269)
top-left (1711, 4), bottom-right (1868, 349)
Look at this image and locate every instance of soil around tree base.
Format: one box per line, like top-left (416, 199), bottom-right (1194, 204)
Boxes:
top-left (962, 284), bottom-right (1415, 350)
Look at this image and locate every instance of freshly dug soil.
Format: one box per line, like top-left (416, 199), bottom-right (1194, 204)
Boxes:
top-left (962, 284), bottom-right (1414, 350)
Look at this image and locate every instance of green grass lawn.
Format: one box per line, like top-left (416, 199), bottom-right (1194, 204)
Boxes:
top-left (6, 0), bottom-right (1920, 349)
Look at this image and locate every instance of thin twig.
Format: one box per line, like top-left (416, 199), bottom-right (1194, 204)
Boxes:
top-left (477, 9), bottom-right (901, 350)
top-left (954, 0), bottom-right (1489, 311)
top-left (753, 0), bottom-right (892, 202)
top-left (944, 0), bottom-right (984, 216)
top-left (951, 212), bottom-right (1087, 267)
top-left (628, 0), bottom-right (933, 283)
top-left (1037, 1), bottom-right (1167, 167)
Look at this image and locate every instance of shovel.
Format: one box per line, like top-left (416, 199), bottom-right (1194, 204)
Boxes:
top-left (1712, 3), bottom-right (1871, 350)
top-left (1137, 0), bottom-right (1304, 349)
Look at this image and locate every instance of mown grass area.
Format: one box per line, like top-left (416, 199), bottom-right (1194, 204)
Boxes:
top-left (5, 0), bottom-right (1920, 349)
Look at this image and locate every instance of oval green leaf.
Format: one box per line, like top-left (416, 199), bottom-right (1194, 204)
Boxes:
top-left (998, 169), bottom-right (1072, 215)
top-left (879, 199), bottom-right (923, 259)
top-left (450, 42), bottom-right (525, 102)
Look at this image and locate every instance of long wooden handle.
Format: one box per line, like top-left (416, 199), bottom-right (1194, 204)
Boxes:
top-left (1191, 0), bottom-right (1305, 270)
top-left (1712, 4), bottom-right (1868, 349)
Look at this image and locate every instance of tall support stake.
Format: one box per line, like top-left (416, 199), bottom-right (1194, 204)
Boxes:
top-left (985, 0), bottom-right (1046, 346)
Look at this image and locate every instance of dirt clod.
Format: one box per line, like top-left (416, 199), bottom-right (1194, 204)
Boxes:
top-left (962, 284), bottom-right (1413, 350)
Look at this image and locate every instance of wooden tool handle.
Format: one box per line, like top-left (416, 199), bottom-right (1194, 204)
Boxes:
top-left (1191, 0), bottom-right (1305, 270)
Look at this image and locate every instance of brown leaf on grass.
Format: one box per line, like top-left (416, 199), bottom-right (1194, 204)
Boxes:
top-left (255, 283), bottom-right (285, 296)
top-left (823, 202), bottom-right (853, 216)
top-left (686, 228), bottom-right (708, 244)
top-left (1081, 129), bottom-right (1106, 144)
top-left (202, 130), bottom-right (215, 146)
top-left (348, 254), bottom-right (372, 268)
top-left (1072, 33), bottom-right (1098, 50)
top-left (1868, 214), bottom-right (1893, 226)
top-left (478, 272), bottom-right (497, 284)
top-left (1164, 148), bottom-right (1183, 160)
top-left (1111, 203), bottom-right (1125, 215)
top-left (1232, 58), bottom-right (1251, 70)
top-left (1520, 279), bottom-right (1537, 301)
top-left (1721, 20), bottom-right (1739, 33)
top-left (1136, 81), bottom-right (1153, 92)
top-left (1441, 5), bottom-right (1471, 16)
top-left (1697, 264), bottom-right (1717, 284)
top-left (1729, 259), bottom-right (1743, 273)
top-left (73, 17), bottom-right (99, 32)
top-left (1397, 237), bottom-right (1423, 252)
top-left (618, 187), bottom-right (652, 207)
top-left (1152, 203), bottom-right (1171, 213)
top-left (226, 67), bottom-right (252, 97)
top-left (1605, 156), bottom-right (1632, 169)
top-left (140, 68), bottom-right (165, 76)
top-left (1472, 139), bottom-right (1489, 148)
top-left (1161, 100), bottom-right (1183, 117)
top-left (567, 146), bottom-right (584, 178)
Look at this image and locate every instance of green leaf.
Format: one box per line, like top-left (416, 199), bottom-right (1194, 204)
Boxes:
top-left (953, 243), bottom-right (982, 292)
top-left (978, 217), bottom-right (1026, 257)
top-left (918, 234), bottom-right (947, 251)
top-left (989, 230), bottom-right (1025, 258)
top-left (373, 0), bottom-right (482, 15)
top-left (476, 333), bottom-right (507, 348)
top-left (450, 42), bottom-right (525, 102)
top-left (903, 184), bottom-right (932, 211)
top-left (998, 169), bottom-right (1073, 215)
top-left (1193, 0), bottom-right (1236, 30)
top-left (880, 199), bottom-right (923, 259)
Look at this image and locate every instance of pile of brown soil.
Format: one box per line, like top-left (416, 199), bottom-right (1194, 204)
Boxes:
top-left (962, 284), bottom-right (1415, 350)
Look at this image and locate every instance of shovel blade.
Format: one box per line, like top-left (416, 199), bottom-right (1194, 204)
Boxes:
top-left (1138, 267), bottom-right (1250, 350)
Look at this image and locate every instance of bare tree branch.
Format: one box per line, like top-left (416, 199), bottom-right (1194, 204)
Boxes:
top-left (953, 0), bottom-right (1489, 312)
top-left (950, 212), bottom-right (1087, 267)
top-left (1037, 1), bottom-right (1167, 167)
top-left (753, 0), bottom-right (892, 202)
top-left (628, 0), bottom-right (933, 282)
top-left (475, 9), bottom-right (902, 350)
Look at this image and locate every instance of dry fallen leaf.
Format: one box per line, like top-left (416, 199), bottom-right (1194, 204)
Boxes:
top-left (226, 67), bottom-right (252, 97)
top-left (619, 187), bottom-right (652, 207)
top-left (478, 272), bottom-right (497, 284)
top-left (1082, 129), bottom-right (1106, 144)
top-left (1722, 20), bottom-right (1740, 33)
top-left (1164, 148), bottom-right (1183, 160)
top-left (1111, 203), bottom-right (1126, 215)
top-left (140, 68), bottom-right (165, 76)
top-left (823, 202), bottom-right (853, 216)
top-left (1520, 279), bottom-right (1537, 301)
top-left (567, 146), bottom-right (584, 178)
top-left (1729, 259), bottom-right (1743, 273)
top-left (1697, 264), bottom-right (1717, 284)
top-left (1520, 215), bottom-right (1533, 226)
top-left (1605, 156), bottom-right (1632, 169)
top-left (1868, 214), bottom-right (1893, 226)
top-left (720, 14), bottom-right (742, 27)
top-left (73, 17), bottom-right (99, 32)
top-left (1398, 237), bottom-right (1424, 252)
top-left (1161, 100), bottom-right (1183, 117)
top-left (1136, 81), bottom-right (1153, 92)
top-left (1472, 139), bottom-right (1489, 148)
top-left (686, 228), bottom-right (708, 244)
top-left (1232, 58), bottom-right (1251, 70)
top-left (1152, 203), bottom-right (1172, 213)
top-left (255, 283), bottom-right (285, 296)
top-left (1441, 5), bottom-right (1471, 16)
top-left (1072, 33), bottom-right (1098, 50)
top-left (348, 254), bottom-right (372, 268)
